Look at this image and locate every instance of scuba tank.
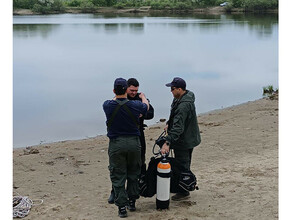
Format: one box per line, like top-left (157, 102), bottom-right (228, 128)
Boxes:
top-left (156, 156), bottom-right (171, 209)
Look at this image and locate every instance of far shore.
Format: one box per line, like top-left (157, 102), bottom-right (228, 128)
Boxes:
top-left (13, 6), bottom-right (278, 16)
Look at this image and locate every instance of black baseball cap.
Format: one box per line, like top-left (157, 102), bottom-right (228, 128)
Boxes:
top-left (114, 78), bottom-right (128, 89)
top-left (165, 77), bottom-right (186, 89)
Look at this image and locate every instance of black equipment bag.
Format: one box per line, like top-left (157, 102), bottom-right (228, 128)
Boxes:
top-left (178, 170), bottom-right (197, 192)
top-left (139, 156), bottom-right (198, 197)
top-left (139, 157), bottom-right (159, 198)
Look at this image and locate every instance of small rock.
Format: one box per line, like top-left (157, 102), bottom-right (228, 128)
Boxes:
top-left (46, 161), bottom-right (55, 166)
top-left (52, 206), bottom-right (62, 212)
top-left (23, 148), bottom-right (39, 155)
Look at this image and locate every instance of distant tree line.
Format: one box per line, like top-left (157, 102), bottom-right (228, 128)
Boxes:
top-left (13, 0), bottom-right (65, 13)
top-left (13, 0), bottom-right (278, 14)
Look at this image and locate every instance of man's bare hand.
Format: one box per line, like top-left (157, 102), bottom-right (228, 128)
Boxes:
top-left (139, 92), bottom-right (145, 99)
top-left (164, 124), bottom-right (168, 132)
top-left (160, 143), bottom-right (170, 155)
top-left (139, 92), bottom-right (149, 110)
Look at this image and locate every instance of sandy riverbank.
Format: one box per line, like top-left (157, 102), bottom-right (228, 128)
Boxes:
top-left (13, 97), bottom-right (278, 219)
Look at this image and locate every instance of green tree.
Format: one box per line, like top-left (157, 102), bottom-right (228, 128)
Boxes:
top-left (232, 0), bottom-right (243, 8)
top-left (92, 0), bottom-right (107, 6)
top-left (80, 0), bottom-right (96, 12)
top-left (51, 0), bottom-right (65, 11)
top-left (32, 0), bottom-right (65, 13)
top-left (201, 0), bottom-right (216, 6)
top-left (14, 0), bottom-right (38, 9)
top-left (243, 0), bottom-right (278, 10)
top-left (66, 0), bottom-right (82, 7)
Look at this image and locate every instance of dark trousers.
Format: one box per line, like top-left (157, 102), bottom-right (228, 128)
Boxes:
top-left (139, 130), bottom-right (146, 175)
top-left (173, 148), bottom-right (194, 171)
top-left (108, 136), bottom-right (141, 207)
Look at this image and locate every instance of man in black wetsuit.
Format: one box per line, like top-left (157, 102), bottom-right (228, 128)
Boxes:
top-left (126, 78), bottom-right (154, 175)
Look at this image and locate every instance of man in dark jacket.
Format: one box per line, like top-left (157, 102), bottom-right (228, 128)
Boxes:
top-left (126, 78), bottom-right (154, 175)
top-left (103, 78), bottom-right (149, 218)
top-left (160, 77), bottom-right (201, 201)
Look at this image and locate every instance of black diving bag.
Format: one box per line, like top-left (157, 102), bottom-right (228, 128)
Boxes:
top-left (178, 170), bottom-right (197, 192)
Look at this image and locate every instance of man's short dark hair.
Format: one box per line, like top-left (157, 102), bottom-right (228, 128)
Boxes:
top-left (127, 78), bottom-right (139, 87)
top-left (114, 85), bottom-right (127, 95)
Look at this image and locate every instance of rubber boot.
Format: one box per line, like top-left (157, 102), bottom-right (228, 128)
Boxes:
top-left (108, 188), bottom-right (115, 204)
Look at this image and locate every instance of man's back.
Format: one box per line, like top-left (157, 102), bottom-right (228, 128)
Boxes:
top-left (103, 98), bottom-right (147, 139)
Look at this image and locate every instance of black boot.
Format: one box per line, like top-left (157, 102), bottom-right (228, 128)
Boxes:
top-left (127, 199), bottom-right (136, 212)
top-left (108, 189), bottom-right (115, 204)
top-left (171, 191), bottom-right (190, 201)
top-left (118, 206), bottom-right (128, 218)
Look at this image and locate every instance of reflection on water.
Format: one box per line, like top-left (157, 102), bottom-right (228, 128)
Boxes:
top-left (13, 13), bottom-right (278, 37)
top-left (129, 23), bottom-right (144, 33)
top-left (13, 13), bottom-right (278, 148)
top-left (104, 23), bottom-right (119, 33)
top-left (13, 24), bottom-right (60, 38)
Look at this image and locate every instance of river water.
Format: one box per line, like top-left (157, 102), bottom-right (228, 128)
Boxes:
top-left (13, 13), bottom-right (278, 148)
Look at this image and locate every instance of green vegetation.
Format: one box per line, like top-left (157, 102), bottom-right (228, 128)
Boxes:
top-left (13, 0), bottom-right (278, 14)
top-left (223, 0), bottom-right (278, 11)
top-left (14, 0), bottom-right (65, 13)
top-left (263, 85), bottom-right (278, 100)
